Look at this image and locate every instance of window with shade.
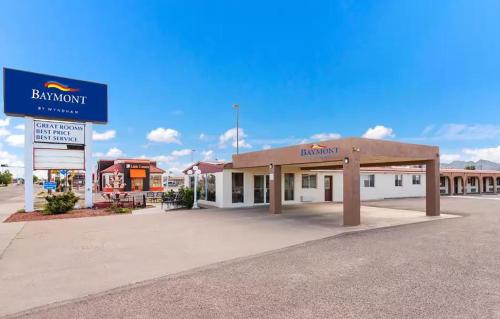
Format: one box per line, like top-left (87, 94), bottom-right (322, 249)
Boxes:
top-left (232, 173), bottom-right (244, 203)
top-left (301, 174), bottom-right (317, 189)
top-left (395, 175), bottom-right (403, 187)
top-left (199, 174), bottom-right (216, 202)
top-left (150, 174), bottom-right (162, 188)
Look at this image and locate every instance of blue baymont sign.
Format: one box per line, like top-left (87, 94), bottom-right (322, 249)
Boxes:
top-left (3, 68), bottom-right (108, 123)
top-left (300, 144), bottom-right (339, 158)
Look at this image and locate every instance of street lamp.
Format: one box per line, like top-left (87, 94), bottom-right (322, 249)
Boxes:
top-left (233, 104), bottom-right (240, 154)
top-left (187, 165), bottom-right (201, 209)
top-left (165, 170), bottom-right (173, 190)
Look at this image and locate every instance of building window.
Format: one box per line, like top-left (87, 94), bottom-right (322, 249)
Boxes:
top-left (412, 175), bottom-right (421, 185)
top-left (232, 173), bottom-right (244, 203)
top-left (150, 175), bottom-right (162, 188)
top-left (440, 177), bottom-right (446, 187)
top-left (200, 174), bottom-right (216, 202)
top-left (207, 174), bottom-right (216, 202)
top-left (395, 175), bottom-right (403, 187)
top-left (362, 175), bottom-right (375, 187)
top-left (497, 178), bottom-right (500, 186)
top-left (199, 175), bottom-right (206, 200)
top-left (284, 173), bottom-right (294, 200)
top-left (301, 174), bottom-right (317, 189)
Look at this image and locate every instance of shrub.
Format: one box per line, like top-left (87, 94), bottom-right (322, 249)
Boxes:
top-left (43, 192), bottom-right (79, 215)
top-left (177, 187), bottom-right (194, 208)
top-left (106, 203), bottom-right (132, 214)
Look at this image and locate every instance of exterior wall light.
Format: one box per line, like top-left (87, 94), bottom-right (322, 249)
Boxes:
top-left (344, 157), bottom-right (350, 164)
top-left (269, 163), bottom-right (274, 169)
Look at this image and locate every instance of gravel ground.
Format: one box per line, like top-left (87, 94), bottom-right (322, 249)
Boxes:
top-left (6, 196), bottom-right (500, 319)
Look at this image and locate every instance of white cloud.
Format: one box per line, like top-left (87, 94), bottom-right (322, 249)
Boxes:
top-left (310, 133), bottom-right (341, 141)
top-left (441, 153), bottom-right (462, 163)
top-left (147, 128), bottom-right (181, 144)
top-left (0, 149), bottom-right (22, 167)
top-left (0, 118), bottom-right (10, 127)
top-left (150, 155), bottom-right (176, 163)
top-left (262, 144), bottom-right (272, 150)
top-left (0, 128), bottom-right (11, 137)
top-left (14, 124), bottom-right (25, 130)
top-left (94, 148), bottom-right (124, 158)
top-left (219, 128), bottom-right (251, 149)
top-left (462, 146), bottom-right (500, 162)
top-left (171, 149), bottom-right (193, 157)
top-left (299, 139), bottom-right (309, 144)
top-left (199, 133), bottom-right (214, 141)
top-left (105, 147), bottom-right (124, 157)
top-left (362, 125), bottom-right (395, 140)
top-left (202, 150), bottom-right (214, 160)
top-left (92, 129), bottom-right (116, 141)
top-left (5, 134), bottom-right (24, 147)
top-left (434, 124), bottom-right (500, 141)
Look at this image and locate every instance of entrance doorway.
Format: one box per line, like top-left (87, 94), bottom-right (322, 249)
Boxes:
top-left (131, 178), bottom-right (143, 191)
top-left (254, 175), bottom-right (270, 204)
top-left (324, 175), bottom-right (333, 201)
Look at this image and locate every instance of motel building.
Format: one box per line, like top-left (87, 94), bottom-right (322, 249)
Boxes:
top-left (183, 137), bottom-right (442, 226)
top-left (96, 159), bottom-right (165, 193)
top-left (440, 169), bottom-right (500, 195)
top-left (183, 138), bottom-right (499, 226)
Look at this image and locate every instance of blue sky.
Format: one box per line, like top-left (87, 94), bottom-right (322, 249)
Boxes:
top-left (1, 0), bottom-right (500, 175)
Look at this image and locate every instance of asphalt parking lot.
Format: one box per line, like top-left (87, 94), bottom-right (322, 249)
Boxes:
top-left (5, 195), bottom-right (500, 319)
top-left (0, 198), bottom-right (454, 317)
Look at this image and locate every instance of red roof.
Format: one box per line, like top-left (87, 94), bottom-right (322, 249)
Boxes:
top-left (101, 164), bottom-right (123, 174)
top-left (183, 161), bottom-right (228, 174)
top-left (100, 163), bottom-right (165, 174)
top-left (150, 166), bottom-right (165, 174)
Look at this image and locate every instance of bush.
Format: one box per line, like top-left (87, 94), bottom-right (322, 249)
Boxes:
top-left (106, 203), bottom-right (131, 214)
top-left (177, 187), bottom-right (194, 208)
top-left (43, 192), bottom-right (79, 215)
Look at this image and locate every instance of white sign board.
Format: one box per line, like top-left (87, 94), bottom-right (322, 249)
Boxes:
top-left (34, 148), bottom-right (85, 170)
top-left (33, 120), bottom-right (85, 145)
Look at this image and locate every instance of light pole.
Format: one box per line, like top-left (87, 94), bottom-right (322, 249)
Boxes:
top-left (165, 170), bottom-right (172, 190)
top-left (190, 149), bottom-right (196, 164)
top-left (233, 104), bottom-right (240, 154)
top-left (187, 165), bottom-right (201, 209)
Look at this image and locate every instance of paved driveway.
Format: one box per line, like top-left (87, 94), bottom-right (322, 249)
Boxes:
top-left (0, 201), bottom-right (455, 316)
top-left (5, 196), bottom-right (498, 319)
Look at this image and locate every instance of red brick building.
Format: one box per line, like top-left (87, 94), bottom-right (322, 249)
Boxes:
top-left (96, 159), bottom-right (165, 193)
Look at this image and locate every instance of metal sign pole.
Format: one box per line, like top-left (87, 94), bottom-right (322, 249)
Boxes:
top-left (84, 122), bottom-right (93, 208)
top-left (24, 117), bottom-right (34, 212)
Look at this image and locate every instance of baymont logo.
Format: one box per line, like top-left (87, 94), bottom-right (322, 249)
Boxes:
top-left (31, 81), bottom-right (87, 105)
top-left (310, 144), bottom-right (327, 149)
top-left (300, 144), bottom-right (339, 157)
top-left (44, 81), bottom-right (80, 92)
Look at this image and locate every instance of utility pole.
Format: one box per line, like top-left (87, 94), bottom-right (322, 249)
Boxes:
top-left (233, 104), bottom-right (240, 154)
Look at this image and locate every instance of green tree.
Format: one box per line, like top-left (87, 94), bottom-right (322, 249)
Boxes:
top-left (464, 165), bottom-right (476, 170)
top-left (33, 175), bottom-right (39, 183)
top-left (0, 170), bottom-right (13, 185)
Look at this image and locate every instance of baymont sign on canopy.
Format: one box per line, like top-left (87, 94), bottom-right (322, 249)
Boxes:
top-left (300, 144), bottom-right (339, 158)
top-left (3, 68), bottom-right (107, 123)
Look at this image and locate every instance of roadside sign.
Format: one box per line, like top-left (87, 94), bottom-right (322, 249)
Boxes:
top-left (43, 182), bottom-right (57, 190)
top-left (3, 68), bottom-right (108, 123)
top-left (59, 169), bottom-right (68, 175)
